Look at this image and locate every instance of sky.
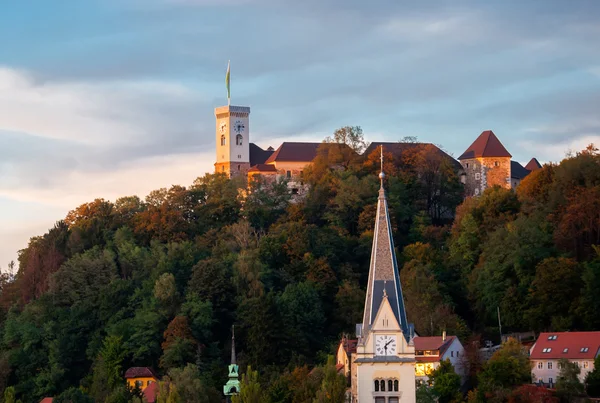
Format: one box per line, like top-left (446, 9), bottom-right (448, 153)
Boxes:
top-left (0, 0), bottom-right (599, 269)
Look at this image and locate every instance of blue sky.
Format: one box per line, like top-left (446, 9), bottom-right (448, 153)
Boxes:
top-left (1, 0), bottom-right (599, 268)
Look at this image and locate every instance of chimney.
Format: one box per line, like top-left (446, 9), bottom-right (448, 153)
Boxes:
top-left (442, 330), bottom-right (446, 341)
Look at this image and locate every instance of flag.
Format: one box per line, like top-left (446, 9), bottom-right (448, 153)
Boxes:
top-left (226, 61), bottom-right (230, 101)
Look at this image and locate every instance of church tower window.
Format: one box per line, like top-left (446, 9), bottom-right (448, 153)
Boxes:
top-left (380, 380), bottom-right (385, 391)
top-left (388, 379), bottom-right (393, 391)
top-left (221, 135), bottom-right (226, 146)
top-left (394, 380), bottom-right (399, 391)
top-left (236, 134), bottom-right (243, 146)
top-left (374, 380), bottom-right (379, 391)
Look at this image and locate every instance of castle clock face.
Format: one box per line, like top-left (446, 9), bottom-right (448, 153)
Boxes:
top-left (375, 335), bottom-right (397, 356)
top-left (234, 120), bottom-right (245, 134)
top-left (219, 121), bottom-right (227, 134)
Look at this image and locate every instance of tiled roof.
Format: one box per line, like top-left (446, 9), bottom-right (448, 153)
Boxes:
top-left (124, 367), bottom-right (158, 379)
top-left (458, 130), bottom-right (512, 160)
top-left (248, 164), bottom-right (278, 173)
top-left (364, 142), bottom-right (462, 170)
top-left (416, 356), bottom-right (442, 363)
top-left (511, 161), bottom-right (531, 180)
top-left (40, 399), bottom-right (53, 403)
top-left (525, 158), bottom-right (542, 171)
top-left (414, 336), bottom-right (457, 357)
top-left (530, 332), bottom-right (600, 360)
top-left (143, 382), bottom-right (158, 403)
top-left (249, 143), bottom-right (274, 166)
top-left (342, 338), bottom-right (358, 354)
top-left (336, 364), bottom-right (345, 374)
top-left (265, 142), bottom-right (323, 163)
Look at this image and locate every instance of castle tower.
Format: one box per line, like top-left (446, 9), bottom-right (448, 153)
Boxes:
top-left (458, 130), bottom-right (512, 196)
top-left (214, 105), bottom-right (251, 176)
top-left (353, 146), bottom-right (416, 403)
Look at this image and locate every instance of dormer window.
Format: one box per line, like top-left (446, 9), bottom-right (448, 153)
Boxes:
top-left (548, 335), bottom-right (558, 340)
top-left (563, 348), bottom-right (569, 353)
top-left (581, 347), bottom-right (589, 353)
top-left (542, 348), bottom-right (552, 353)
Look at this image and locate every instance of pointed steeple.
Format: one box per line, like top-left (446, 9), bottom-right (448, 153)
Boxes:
top-left (362, 146), bottom-right (410, 340)
top-left (231, 325), bottom-right (236, 365)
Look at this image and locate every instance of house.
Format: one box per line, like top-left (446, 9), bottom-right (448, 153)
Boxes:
top-left (124, 367), bottom-right (159, 391)
top-left (414, 332), bottom-right (466, 385)
top-left (336, 336), bottom-right (358, 379)
top-left (530, 331), bottom-right (600, 386)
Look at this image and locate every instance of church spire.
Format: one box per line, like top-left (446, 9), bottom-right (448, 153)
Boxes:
top-left (230, 325), bottom-right (236, 365)
top-left (361, 145), bottom-right (410, 339)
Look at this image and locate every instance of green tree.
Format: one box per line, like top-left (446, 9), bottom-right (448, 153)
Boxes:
top-left (430, 359), bottom-right (462, 403)
top-left (313, 356), bottom-right (346, 403)
top-left (90, 335), bottom-right (126, 401)
top-left (416, 384), bottom-right (436, 403)
top-left (556, 359), bottom-right (584, 402)
top-left (53, 387), bottom-right (93, 403)
top-left (3, 386), bottom-right (22, 403)
top-left (585, 355), bottom-right (600, 397)
top-left (232, 366), bottom-right (266, 403)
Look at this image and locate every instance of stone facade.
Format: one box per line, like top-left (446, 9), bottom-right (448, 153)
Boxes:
top-left (460, 156), bottom-right (511, 196)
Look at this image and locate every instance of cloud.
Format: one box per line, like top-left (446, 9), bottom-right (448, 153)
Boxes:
top-left (517, 135), bottom-right (600, 164)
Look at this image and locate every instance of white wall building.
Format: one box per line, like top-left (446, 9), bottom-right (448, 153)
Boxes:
top-left (413, 334), bottom-right (466, 385)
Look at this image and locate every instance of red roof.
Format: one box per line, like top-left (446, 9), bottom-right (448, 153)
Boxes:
top-left (458, 130), bottom-right (512, 160)
top-left (525, 158), bottom-right (542, 171)
top-left (143, 382), bottom-right (158, 403)
top-left (124, 367), bottom-right (158, 379)
top-left (265, 142), bottom-right (323, 163)
top-left (530, 332), bottom-right (600, 360)
top-left (248, 163), bottom-right (278, 173)
top-left (40, 399), bottom-right (53, 403)
top-left (336, 363), bottom-right (345, 374)
top-left (342, 338), bottom-right (358, 354)
top-left (414, 336), bottom-right (456, 357)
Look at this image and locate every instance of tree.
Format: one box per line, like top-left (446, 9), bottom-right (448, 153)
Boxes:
top-left (90, 335), bottom-right (126, 401)
top-left (477, 338), bottom-right (531, 401)
top-left (556, 359), bottom-right (584, 401)
top-left (430, 359), bottom-right (462, 403)
top-left (585, 355), bottom-right (600, 397)
top-left (163, 364), bottom-right (220, 403)
top-left (3, 387), bottom-right (22, 403)
top-left (508, 384), bottom-right (558, 403)
top-left (313, 356), bottom-right (346, 403)
top-left (160, 316), bottom-right (198, 370)
top-left (416, 384), bottom-right (437, 403)
top-left (53, 387), bottom-right (93, 403)
top-left (232, 366), bottom-right (266, 403)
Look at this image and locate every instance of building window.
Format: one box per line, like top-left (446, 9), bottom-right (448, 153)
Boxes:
top-left (548, 362), bottom-right (552, 369)
top-left (549, 377), bottom-right (553, 384)
top-left (374, 380), bottom-right (379, 392)
top-left (375, 398), bottom-right (385, 403)
top-left (389, 398), bottom-right (399, 403)
top-left (237, 165), bottom-right (240, 171)
top-left (221, 135), bottom-right (226, 146)
top-left (581, 347), bottom-right (589, 353)
top-left (388, 380), bottom-right (393, 392)
top-left (286, 170), bottom-right (291, 178)
top-left (147, 381), bottom-right (153, 386)
top-left (475, 173), bottom-right (480, 180)
top-left (495, 161), bottom-right (499, 167)
top-left (466, 163), bottom-right (469, 168)
top-left (451, 351), bottom-right (454, 357)
top-left (542, 348), bottom-right (552, 353)
top-left (380, 380), bottom-right (385, 391)
top-left (563, 348), bottom-right (569, 353)
top-left (236, 134), bottom-right (243, 146)
top-left (394, 380), bottom-right (399, 392)
top-left (558, 362), bottom-right (563, 369)
top-left (473, 164), bottom-right (476, 171)
top-left (548, 335), bottom-right (558, 340)
top-left (538, 362), bottom-right (543, 369)
top-left (135, 380), bottom-right (143, 388)
top-left (474, 188), bottom-right (480, 196)
top-left (584, 362), bottom-right (589, 369)
top-left (457, 351), bottom-right (460, 357)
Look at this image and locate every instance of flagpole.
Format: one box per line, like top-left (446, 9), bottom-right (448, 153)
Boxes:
top-left (227, 60), bottom-right (231, 106)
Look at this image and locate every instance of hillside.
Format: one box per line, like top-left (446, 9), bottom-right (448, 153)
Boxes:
top-left (0, 140), bottom-right (598, 402)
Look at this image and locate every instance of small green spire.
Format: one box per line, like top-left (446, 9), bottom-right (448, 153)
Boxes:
top-left (223, 325), bottom-right (240, 397)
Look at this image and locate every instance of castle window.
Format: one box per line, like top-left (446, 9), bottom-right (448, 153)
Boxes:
top-left (388, 379), bottom-right (393, 391)
top-left (221, 135), bottom-right (226, 146)
top-left (475, 173), bottom-right (480, 180)
top-left (237, 165), bottom-right (240, 171)
top-left (473, 164), bottom-right (476, 171)
top-left (495, 161), bottom-right (499, 167)
top-left (474, 188), bottom-right (480, 196)
top-left (466, 163), bottom-right (469, 168)
top-left (236, 134), bottom-right (243, 146)
top-left (286, 170), bottom-right (291, 178)
top-left (374, 380), bottom-right (379, 391)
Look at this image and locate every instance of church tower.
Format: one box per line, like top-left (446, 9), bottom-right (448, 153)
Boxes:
top-left (353, 147), bottom-right (416, 403)
top-left (223, 326), bottom-right (240, 399)
top-left (214, 105), bottom-right (251, 176)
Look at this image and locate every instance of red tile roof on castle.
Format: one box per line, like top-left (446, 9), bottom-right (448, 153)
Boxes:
top-left (264, 142), bottom-right (355, 163)
top-left (458, 130), bottom-right (512, 160)
top-left (124, 367), bottom-right (158, 378)
top-left (248, 163), bottom-right (277, 172)
top-left (525, 158), bottom-right (542, 171)
top-left (342, 338), bottom-right (358, 354)
top-left (530, 332), bottom-right (600, 360)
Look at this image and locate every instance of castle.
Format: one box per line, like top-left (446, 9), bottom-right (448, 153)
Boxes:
top-left (213, 103), bottom-right (542, 198)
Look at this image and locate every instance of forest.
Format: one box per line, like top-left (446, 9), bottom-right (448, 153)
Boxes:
top-left (0, 128), bottom-right (599, 402)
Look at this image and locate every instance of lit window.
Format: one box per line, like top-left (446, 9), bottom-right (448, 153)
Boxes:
top-left (221, 135), bottom-right (226, 146)
top-left (548, 362), bottom-right (552, 369)
top-left (584, 362), bottom-right (589, 369)
top-left (538, 362), bottom-right (543, 369)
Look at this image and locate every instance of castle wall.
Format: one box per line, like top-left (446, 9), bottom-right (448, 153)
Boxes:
top-left (460, 157), bottom-right (510, 196)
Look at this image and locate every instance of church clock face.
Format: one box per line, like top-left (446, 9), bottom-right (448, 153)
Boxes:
top-left (375, 335), bottom-right (397, 356)
top-left (234, 120), bottom-right (245, 134)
